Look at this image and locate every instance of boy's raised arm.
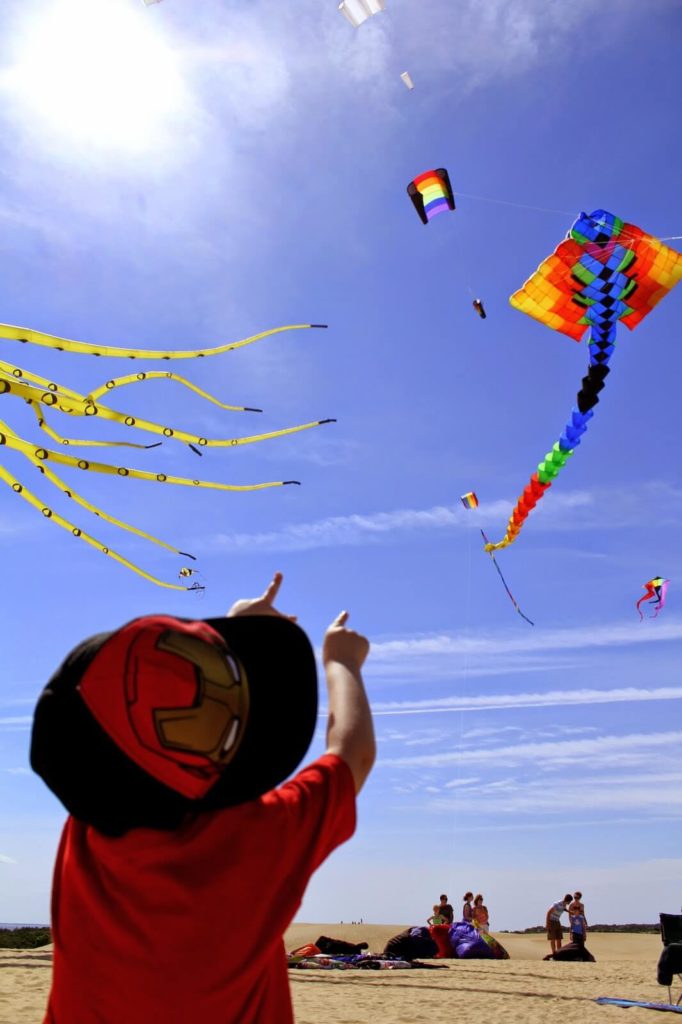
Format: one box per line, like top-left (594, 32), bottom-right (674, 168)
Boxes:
top-left (323, 611), bottom-right (375, 794)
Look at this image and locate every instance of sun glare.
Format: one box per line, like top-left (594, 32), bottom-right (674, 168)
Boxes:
top-left (6, 0), bottom-right (188, 155)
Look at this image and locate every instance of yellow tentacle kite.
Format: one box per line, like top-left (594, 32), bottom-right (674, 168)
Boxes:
top-left (86, 371), bottom-right (263, 412)
top-left (0, 373), bottom-right (334, 450)
top-left (0, 320), bottom-right (333, 588)
top-left (0, 359), bottom-right (84, 402)
top-left (29, 402), bottom-right (162, 451)
top-left (19, 442), bottom-right (190, 558)
top-left (0, 428), bottom-right (301, 491)
top-left (0, 322), bottom-right (327, 359)
top-left (4, 360), bottom-right (261, 449)
top-left (0, 360), bottom-right (263, 415)
top-left (0, 463), bottom-right (192, 591)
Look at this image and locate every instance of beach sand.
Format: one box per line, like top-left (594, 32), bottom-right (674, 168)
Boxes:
top-left (0, 927), bottom-right (670, 1024)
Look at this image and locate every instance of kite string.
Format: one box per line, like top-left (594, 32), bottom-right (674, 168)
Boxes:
top-left (451, 506), bottom-right (474, 879)
top-left (452, 189), bottom-right (682, 244)
top-left (480, 529), bottom-right (534, 626)
top-left (453, 190), bottom-right (573, 217)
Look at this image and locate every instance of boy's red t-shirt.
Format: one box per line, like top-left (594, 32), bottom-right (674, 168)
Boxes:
top-left (44, 754), bottom-right (355, 1024)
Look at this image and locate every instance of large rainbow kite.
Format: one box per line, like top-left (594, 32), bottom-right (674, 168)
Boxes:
top-left (485, 209), bottom-right (682, 552)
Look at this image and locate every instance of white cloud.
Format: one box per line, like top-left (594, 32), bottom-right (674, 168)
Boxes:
top-left (208, 502), bottom-right (488, 552)
top-left (397, 0), bottom-right (676, 94)
top-left (0, 853), bottom-right (18, 865)
top-left (376, 729), bottom-right (682, 819)
top-left (444, 776), bottom-right (481, 789)
top-left (0, 716), bottom-right (32, 730)
top-left (461, 725), bottom-right (524, 740)
top-left (204, 482), bottom-right (682, 553)
top-left (427, 768), bottom-right (682, 816)
top-left (380, 728), bottom-right (682, 770)
top-left (370, 618), bottom-right (682, 660)
top-left (362, 619), bottom-right (682, 687)
top-left (371, 683), bottom-right (682, 717)
top-left (184, 36), bottom-right (292, 129)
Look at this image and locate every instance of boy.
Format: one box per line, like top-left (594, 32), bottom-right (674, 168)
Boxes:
top-left (427, 904), bottom-right (447, 926)
top-left (568, 892), bottom-right (588, 946)
top-left (438, 894), bottom-right (454, 925)
top-left (31, 572), bottom-right (375, 1024)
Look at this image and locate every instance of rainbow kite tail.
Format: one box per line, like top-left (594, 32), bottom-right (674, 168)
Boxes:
top-left (485, 320), bottom-right (617, 552)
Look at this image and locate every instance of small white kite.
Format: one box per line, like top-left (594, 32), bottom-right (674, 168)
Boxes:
top-left (339, 0), bottom-right (386, 29)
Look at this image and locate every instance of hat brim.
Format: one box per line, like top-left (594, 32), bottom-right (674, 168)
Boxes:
top-left (30, 615), bottom-right (318, 835)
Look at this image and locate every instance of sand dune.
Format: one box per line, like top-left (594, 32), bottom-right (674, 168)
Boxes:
top-left (0, 928), bottom-right (671, 1024)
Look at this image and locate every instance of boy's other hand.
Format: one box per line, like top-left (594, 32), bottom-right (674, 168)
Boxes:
top-left (322, 611), bottom-right (369, 672)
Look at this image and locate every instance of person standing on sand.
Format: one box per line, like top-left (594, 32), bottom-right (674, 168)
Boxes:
top-left (568, 892), bottom-right (588, 946)
top-left (546, 895), bottom-right (573, 954)
top-left (438, 894), bottom-right (454, 924)
top-left (472, 894), bottom-right (490, 934)
top-left (462, 892), bottom-right (474, 924)
top-left (31, 572), bottom-right (375, 1024)
top-left (427, 905), bottom-right (447, 926)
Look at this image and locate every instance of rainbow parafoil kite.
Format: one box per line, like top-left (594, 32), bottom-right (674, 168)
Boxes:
top-left (461, 491), bottom-right (478, 509)
top-left (637, 577), bottom-right (669, 620)
top-left (485, 209), bottom-right (682, 552)
top-left (407, 169), bottom-right (455, 225)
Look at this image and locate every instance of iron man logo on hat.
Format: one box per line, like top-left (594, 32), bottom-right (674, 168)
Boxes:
top-left (150, 630), bottom-right (249, 765)
top-left (80, 616), bottom-right (250, 799)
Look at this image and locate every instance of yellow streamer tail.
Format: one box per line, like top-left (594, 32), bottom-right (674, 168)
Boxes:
top-left (0, 322), bottom-right (328, 359)
top-left (0, 464), bottom-right (192, 591)
top-left (28, 401), bottom-right (161, 451)
top-left (0, 428), bottom-right (299, 490)
top-left (18, 452), bottom-right (193, 558)
top-left (86, 371), bottom-right (263, 412)
top-left (2, 373), bottom-right (335, 450)
top-left (0, 359), bottom-right (83, 402)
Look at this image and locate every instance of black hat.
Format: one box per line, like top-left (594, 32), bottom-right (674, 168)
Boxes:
top-left (30, 614), bottom-right (318, 836)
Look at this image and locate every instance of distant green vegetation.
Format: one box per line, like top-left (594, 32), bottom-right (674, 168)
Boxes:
top-left (506, 924), bottom-right (661, 935)
top-left (0, 927), bottom-right (52, 949)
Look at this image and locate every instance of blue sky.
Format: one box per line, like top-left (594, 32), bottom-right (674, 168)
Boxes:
top-left (0, 0), bottom-right (680, 930)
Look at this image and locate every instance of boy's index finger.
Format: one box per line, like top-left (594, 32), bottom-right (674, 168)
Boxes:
top-left (262, 571), bottom-right (283, 605)
top-left (333, 610), bottom-right (349, 627)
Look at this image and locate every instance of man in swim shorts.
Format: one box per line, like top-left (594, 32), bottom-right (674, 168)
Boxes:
top-left (546, 895), bottom-right (573, 954)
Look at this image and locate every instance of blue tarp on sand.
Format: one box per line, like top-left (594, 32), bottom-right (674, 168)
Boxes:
top-left (595, 997), bottom-right (682, 1014)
